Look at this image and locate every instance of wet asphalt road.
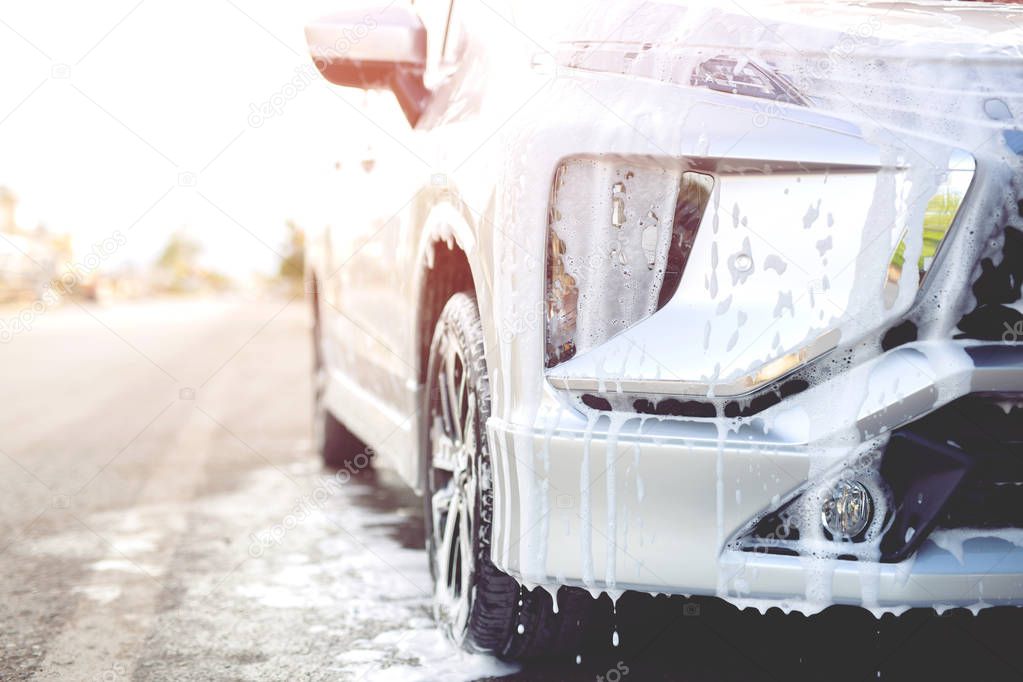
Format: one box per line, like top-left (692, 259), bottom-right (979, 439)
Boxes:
top-left (2, 297), bottom-right (1022, 681)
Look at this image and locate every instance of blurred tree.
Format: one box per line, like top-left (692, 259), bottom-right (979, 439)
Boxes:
top-left (156, 230), bottom-right (202, 292)
top-left (279, 220), bottom-right (305, 282)
top-left (158, 230), bottom-right (201, 274)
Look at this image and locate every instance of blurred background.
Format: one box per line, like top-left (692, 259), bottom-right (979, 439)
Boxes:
top-left (0, 3), bottom-right (472, 680)
top-left (4, 3), bottom-right (1023, 681)
top-left (0, 0), bottom-right (398, 305)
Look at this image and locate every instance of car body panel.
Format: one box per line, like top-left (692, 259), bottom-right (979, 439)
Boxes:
top-left (308, 0), bottom-right (1023, 612)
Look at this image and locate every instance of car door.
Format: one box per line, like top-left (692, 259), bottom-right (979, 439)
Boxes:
top-left (321, 0), bottom-right (460, 427)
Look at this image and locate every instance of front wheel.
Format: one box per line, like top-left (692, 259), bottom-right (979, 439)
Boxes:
top-left (423, 292), bottom-right (590, 660)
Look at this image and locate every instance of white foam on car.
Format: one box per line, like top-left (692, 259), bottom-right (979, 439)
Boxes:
top-left (482, 0), bottom-right (1023, 617)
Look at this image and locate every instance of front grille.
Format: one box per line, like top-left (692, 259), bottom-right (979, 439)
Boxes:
top-left (736, 394), bottom-right (1023, 563)
top-left (931, 396), bottom-right (1023, 529)
top-left (878, 394), bottom-right (1023, 561)
top-left (955, 225), bottom-right (1023, 341)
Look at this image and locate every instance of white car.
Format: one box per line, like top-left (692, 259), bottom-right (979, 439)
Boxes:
top-left (304, 0), bottom-right (1023, 659)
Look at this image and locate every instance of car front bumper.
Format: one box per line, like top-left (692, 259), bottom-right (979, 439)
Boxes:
top-left (487, 341), bottom-right (1023, 612)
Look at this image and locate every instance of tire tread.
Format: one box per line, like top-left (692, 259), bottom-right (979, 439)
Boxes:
top-left (427, 293), bottom-right (590, 661)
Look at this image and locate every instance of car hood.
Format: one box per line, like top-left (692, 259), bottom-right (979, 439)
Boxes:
top-left (517, 0), bottom-right (1023, 163)
top-left (521, 1), bottom-right (1023, 55)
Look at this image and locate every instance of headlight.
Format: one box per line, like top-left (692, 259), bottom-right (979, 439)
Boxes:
top-left (544, 157), bottom-right (714, 368)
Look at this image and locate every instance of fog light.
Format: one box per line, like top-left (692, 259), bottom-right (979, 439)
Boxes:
top-left (820, 480), bottom-right (873, 540)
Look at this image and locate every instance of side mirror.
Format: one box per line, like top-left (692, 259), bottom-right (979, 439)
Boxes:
top-left (305, 5), bottom-right (429, 126)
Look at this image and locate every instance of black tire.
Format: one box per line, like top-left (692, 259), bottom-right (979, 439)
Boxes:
top-left (422, 292), bottom-right (590, 660)
top-left (311, 276), bottom-right (367, 469)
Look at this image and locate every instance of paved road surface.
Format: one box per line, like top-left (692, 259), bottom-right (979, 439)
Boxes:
top-left (1, 298), bottom-right (1021, 681)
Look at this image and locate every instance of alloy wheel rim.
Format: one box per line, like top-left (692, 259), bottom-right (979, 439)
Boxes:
top-left (429, 330), bottom-right (477, 638)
